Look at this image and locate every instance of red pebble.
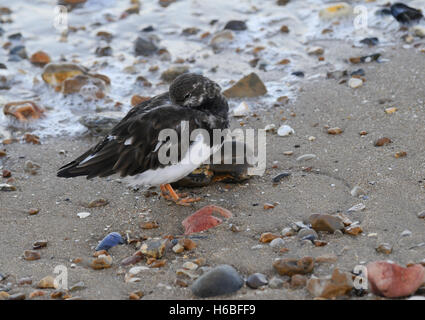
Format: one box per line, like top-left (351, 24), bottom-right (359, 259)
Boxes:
top-left (367, 261), bottom-right (425, 298)
top-left (182, 205), bottom-right (232, 235)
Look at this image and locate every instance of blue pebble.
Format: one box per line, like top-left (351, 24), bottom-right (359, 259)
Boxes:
top-left (95, 232), bottom-right (125, 251)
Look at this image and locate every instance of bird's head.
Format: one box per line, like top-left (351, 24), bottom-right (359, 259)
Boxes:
top-left (169, 73), bottom-right (222, 108)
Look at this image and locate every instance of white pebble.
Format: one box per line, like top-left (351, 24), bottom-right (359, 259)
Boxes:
top-left (77, 212), bottom-right (91, 219)
top-left (277, 125), bottom-right (295, 137)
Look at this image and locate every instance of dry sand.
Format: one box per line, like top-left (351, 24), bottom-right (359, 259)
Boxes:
top-left (1, 46), bottom-right (425, 300)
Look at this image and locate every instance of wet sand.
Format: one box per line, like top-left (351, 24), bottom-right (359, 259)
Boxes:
top-left (1, 46), bottom-right (425, 300)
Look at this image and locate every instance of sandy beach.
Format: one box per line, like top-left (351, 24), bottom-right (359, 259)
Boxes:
top-left (1, 42), bottom-right (425, 299)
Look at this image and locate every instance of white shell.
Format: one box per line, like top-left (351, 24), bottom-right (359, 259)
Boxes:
top-left (77, 212), bottom-right (91, 219)
top-left (232, 101), bottom-right (250, 117)
top-left (277, 125), bottom-right (295, 136)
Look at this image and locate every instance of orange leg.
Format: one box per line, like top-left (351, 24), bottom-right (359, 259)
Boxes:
top-left (160, 183), bottom-right (201, 206)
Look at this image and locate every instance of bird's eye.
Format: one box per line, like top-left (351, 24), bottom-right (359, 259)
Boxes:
top-left (184, 92), bottom-right (191, 100)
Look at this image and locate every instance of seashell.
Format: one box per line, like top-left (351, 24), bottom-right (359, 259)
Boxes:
top-left (95, 232), bottom-right (125, 251)
top-left (232, 101), bottom-right (250, 117)
top-left (277, 125), bottom-right (295, 136)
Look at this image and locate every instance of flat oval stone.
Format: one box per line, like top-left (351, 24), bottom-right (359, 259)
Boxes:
top-left (246, 273), bottom-right (268, 289)
top-left (273, 257), bottom-right (315, 276)
top-left (191, 265), bottom-right (243, 298)
top-left (309, 214), bottom-right (344, 233)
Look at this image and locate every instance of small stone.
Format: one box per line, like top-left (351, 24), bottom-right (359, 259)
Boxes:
top-left (121, 252), bottom-right (143, 266)
top-left (0, 183), bottom-right (16, 191)
top-left (179, 238), bottom-right (197, 251)
top-left (273, 257), bottom-right (314, 276)
top-left (8, 293), bottom-right (26, 300)
top-left (30, 51), bottom-right (51, 67)
top-left (319, 3), bottom-right (353, 20)
top-left (291, 274), bottom-right (307, 288)
top-left (172, 243), bottom-right (185, 254)
top-left (272, 172), bottom-right (291, 183)
top-left (347, 203), bottom-right (366, 213)
top-left (88, 198), bottom-right (109, 208)
top-left (281, 227), bottom-right (295, 237)
top-left (95, 46), bottom-right (112, 57)
top-left (23, 250), bottom-right (41, 261)
top-left (297, 228), bottom-right (318, 241)
top-left (412, 25), bottom-right (425, 38)
top-left (129, 292), bottom-right (142, 300)
top-left (344, 225), bottom-right (363, 236)
top-left (140, 238), bottom-right (167, 258)
top-left (18, 277), bottom-right (32, 285)
top-left (29, 208), bottom-right (39, 215)
top-left (348, 77), bottom-right (363, 88)
top-left (224, 20), bottom-right (247, 31)
top-left (316, 254), bottom-right (338, 264)
top-left (32, 240), bottom-right (48, 250)
top-left (191, 265), bottom-right (244, 298)
top-left (210, 30), bottom-right (234, 47)
top-left (69, 281), bottom-right (85, 292)
top-left (134, 36), bottom-right (158, 56)
top-left (307, 47), bottom-right (324, 55)
top-left (140, 221), bottom-right (159, 229)
top-left (90, 254), bottom-right (113, 270)
top-left (3, 101), bottom-right (44, 123)
top-left (268, 277), bottom-right (284, 289)
top-left (417, 211), bottom-right (425, 219)
top-left (223, 73), bottom-right (267, 98)
top-left (0, 292), bottom-right (10, 300)
top-left (131, 95), bottom-right (150, 106)
top-left (374, 137), bottom-right (392, 147)
top-left (327, 127), bottom-right (343, 135)
top-left (263, 203), bottom-right (275, 210)
top-left (401, 230), bottom-right (412, 237)
top-left (37, 276), bottom-right (57, 289)
top-left (79, 111), bottom-right (126, 135)
top-left (307, 268), bottom-right (353, 298)
top-left (395, 151), bottom-right (407, 158)
top-left (277, 125), bottom-right (295, 137)
top-left (246, 273), bottom-right (268, 289)
top-left (260, 232), bottom-right (280, 243)
top-left (280, 25), bottom-right (289, 33)
top-left (385, 107), bottom-right (397, 114)
top-left (29, 290), bottom-right (45, 299)
top-left (376, 243), bottom-right (393, 255)
top-left (309, 214), bottom-right (344, 233)
top-left (175, 279), bottom-right (188, 287)
top-left (183, 262), bottom-right (198, 271)
top-left (270, 238), bottom-right (285, 248)
top-left (161, 66), bottom-right (190, 82)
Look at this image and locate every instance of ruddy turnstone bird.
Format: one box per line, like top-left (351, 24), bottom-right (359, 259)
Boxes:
top-left (57, 73), bottom-right (229, 205)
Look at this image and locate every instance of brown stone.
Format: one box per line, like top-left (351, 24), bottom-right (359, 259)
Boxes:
top-left (374, 137), bottom-right (392, 147)
top-left (131, 95), bottom-right (150, 106)
top-left (30, 51), bottom-right (51, 67)
top-left (309, 214), bottom-right (344, 233)
top-left (273, 257), bottom-right (315, 276)
top-left (37, 276), bottom-right (57, 289)
top-left (90, 254), bottom-right (113, 270)
top-left (291, 274), bottom-right (307, 288)
top-left (23, 250), bottom-right (41, 261)
top-left (260, 232), bottom-right (280, 243)
top-left (327, 127), bottom-right (343, 135)
top-left (307, 268), bottom-right (353, 299)
top-left (344, 225), bottom-right (363, 236)
top-left (140, 221), bottom-right (159, 229)
top-left (223, 73), bottom-right (267, 98)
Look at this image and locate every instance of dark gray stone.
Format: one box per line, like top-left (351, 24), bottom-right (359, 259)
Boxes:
top-left (191, 265), bottom-right (243, 297)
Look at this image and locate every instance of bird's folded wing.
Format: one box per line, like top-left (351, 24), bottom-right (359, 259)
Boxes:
top-left (57, 105), bottom-right (226, 179)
